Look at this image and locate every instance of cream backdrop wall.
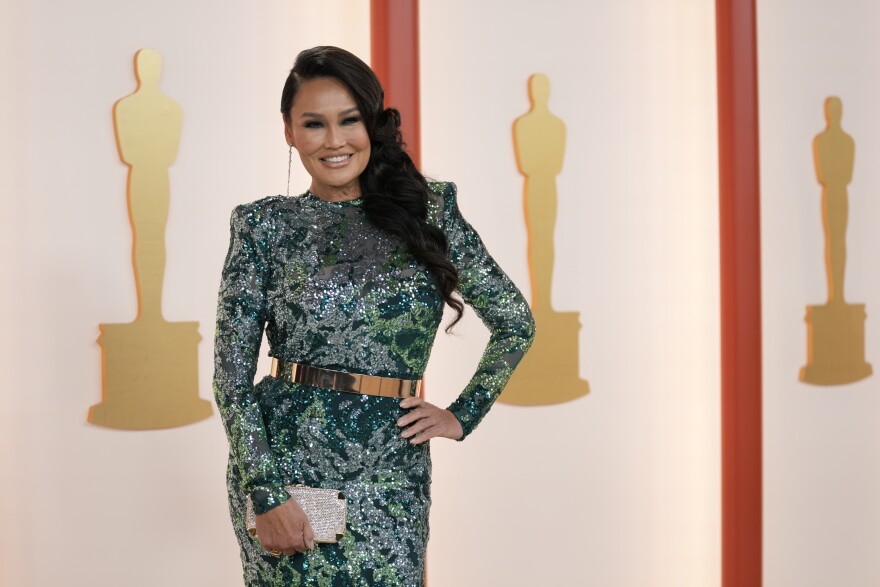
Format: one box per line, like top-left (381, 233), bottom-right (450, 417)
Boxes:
top-left (0, 1), bottom-right (721, 586)
top-left (759, 2), bottom-right (880, 585)
top-left (0, 2), bottom-right (370, 586)
top-left (420, 2), bottom-right (720, 586)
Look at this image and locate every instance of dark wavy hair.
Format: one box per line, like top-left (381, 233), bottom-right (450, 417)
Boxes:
top-left (281, 46), bottom-right (463, 331)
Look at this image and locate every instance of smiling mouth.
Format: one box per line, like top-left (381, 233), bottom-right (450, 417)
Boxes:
top-left (321, 154), bottom-right (352, 163)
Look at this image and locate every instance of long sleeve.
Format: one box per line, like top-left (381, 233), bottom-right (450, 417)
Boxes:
top-left (440, 182), bottom-right (536, 439)
top-left (213, 205), bottom-right (289, 515)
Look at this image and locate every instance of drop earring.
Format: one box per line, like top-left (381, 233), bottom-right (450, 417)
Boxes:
top-left (287, 143), bottom-right (293, 197)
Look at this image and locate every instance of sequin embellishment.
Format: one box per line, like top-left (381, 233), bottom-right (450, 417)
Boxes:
top-left (213, 181), bottom-right (535, 586)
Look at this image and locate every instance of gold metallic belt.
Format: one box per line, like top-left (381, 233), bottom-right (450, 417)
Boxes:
top-left (270, 358), bottom-right (421, 398)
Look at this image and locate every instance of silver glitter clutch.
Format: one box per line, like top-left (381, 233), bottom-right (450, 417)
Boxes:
top-left (246, 485), bottom-right (347, 544)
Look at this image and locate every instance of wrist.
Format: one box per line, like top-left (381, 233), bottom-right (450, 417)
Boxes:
top-left (445, 408), bottom-right (467, 441)
top-left (251, 485), bottom-right (291, 515)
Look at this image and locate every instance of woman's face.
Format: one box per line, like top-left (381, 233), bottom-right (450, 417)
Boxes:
top-left (284, 77), bottom-right (371, 200)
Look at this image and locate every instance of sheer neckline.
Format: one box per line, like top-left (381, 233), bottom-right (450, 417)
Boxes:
top-left (302, 190), bottom-right (363, 207)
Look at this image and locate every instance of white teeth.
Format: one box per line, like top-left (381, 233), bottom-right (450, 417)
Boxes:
top-left (322, 155), bottom-right (351, 163)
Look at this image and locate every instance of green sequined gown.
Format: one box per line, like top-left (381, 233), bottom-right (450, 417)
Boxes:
top-left (213, 181), bottom-right (535, 586)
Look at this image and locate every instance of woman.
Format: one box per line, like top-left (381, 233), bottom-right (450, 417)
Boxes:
top-left (213, 45), bottom-right (535, 587)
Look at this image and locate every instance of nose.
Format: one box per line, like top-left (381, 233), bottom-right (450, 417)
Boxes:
top-left (324, 124), bottom-right (346, 149)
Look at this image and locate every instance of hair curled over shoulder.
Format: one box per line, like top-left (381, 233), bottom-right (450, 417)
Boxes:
top-left (280, 46), bottom-right (464, 331)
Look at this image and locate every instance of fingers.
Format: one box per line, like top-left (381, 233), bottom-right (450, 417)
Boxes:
top-left (399, 409), bottom-right (445, 444)
top-left (263, 531), bottom-right (312, 557)
top-left (280, 526), bottom-right (313, 555)
top-left (409, 424), bottom-right (440, 444)
top-left (400, 415), bottom-right (435, 440)
top-left (303, 521), bottom-right (316, 550)
top-left (399, 396), bottom-right (424, 410)
top-left (397, 397), bottom-right (436, 428)
top-left (398, 400), bottom-right (447, 444)
top-left (255, 501), bottom-right (316, 558)
top-left (291, 533), bottom-right (310, 554)
top-left (397, 406), bottom-right (432, 429)
top-left (397, 404), bottom-right (463, 443)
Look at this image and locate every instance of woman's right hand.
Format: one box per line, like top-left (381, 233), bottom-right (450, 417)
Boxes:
top-left (254, 498), bottom-right (315, 556)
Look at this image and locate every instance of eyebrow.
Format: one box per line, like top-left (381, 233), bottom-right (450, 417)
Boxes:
top-left (299, 107), bottom-right (360, 119)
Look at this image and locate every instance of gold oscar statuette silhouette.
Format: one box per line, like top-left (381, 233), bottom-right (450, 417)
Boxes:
top-left (800, 96), bottom-right (872, 385)
top-left (499, 74), bottom-right (590, 406)
top-left (88, 49), bottom-right (213, 428)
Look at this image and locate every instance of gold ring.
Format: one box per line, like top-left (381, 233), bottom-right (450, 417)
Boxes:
top-left (269, 550), bottom-right (282, 557)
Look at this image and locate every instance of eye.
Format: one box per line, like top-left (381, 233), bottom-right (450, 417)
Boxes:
top-left (304, 120), bottom-right (324, 129)
top-left (342, 116), bottom-right (361, 125)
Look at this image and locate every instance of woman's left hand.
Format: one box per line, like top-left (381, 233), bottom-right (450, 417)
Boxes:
top-left (397, 397), bottom-right (464, 444)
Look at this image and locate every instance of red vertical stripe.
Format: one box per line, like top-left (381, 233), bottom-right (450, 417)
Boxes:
top-left (372, 5), bottom-right (762, 586)
top-left (370, 0), bottom-right (421, 168)
top-left (716, 1), bottom-right (763, 586)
